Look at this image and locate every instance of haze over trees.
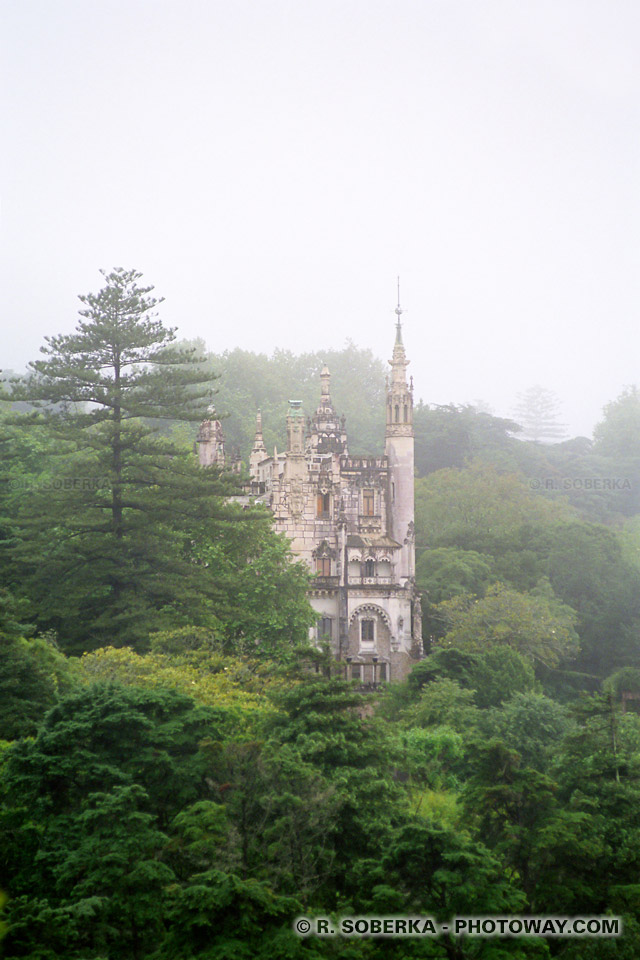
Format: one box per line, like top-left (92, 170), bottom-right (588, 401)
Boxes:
top-left (513, 385), bottom-right (568, 443)
top-left (2, 268), bottom-right (640, 956)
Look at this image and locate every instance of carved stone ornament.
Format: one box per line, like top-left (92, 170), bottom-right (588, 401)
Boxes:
top-left (289, 480), bottom-right (305, 518)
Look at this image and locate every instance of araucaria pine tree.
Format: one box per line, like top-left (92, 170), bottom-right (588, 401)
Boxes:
top-left (513, 385), bottom-right (567, 443)
top-left (4, 268), bottom-right (290, 652)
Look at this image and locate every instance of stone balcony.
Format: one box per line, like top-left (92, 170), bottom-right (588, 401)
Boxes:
top-left (348, 576), bottom-right (394, 586)
top-left (310, 576), bottom-right (339, 589)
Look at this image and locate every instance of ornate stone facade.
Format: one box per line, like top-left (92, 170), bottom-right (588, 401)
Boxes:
top-left (197, 318), bottom-right (423, 682)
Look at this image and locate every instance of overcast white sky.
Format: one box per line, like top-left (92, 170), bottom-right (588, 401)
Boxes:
top-left (2, 0), bottom-right (639, 437)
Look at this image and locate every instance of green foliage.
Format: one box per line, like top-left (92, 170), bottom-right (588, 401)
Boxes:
top-left (391, 725), bottom-right (465, 791)
top-left (463, 740), bottom-right (600, 912)
top-left (414, 461), bottom-right (571, 554)
top-left (3, 269), bottom-right (303, 654)
top-left (540, 522), bottom-right (640, 673)
top-left (354, 819), bottom-right (526, 920)
top-left (0, 631), bottom-right (75, 740)
top-left (192, 518), bottom-right (315, 657)
top-left (416, 545), bottom-right (495, 607)
top-left (0, 683), bottom-right (237, 958)
top-left (480, 693), bottom-right (572, 772)
top-left (413, 457), bottom-right (640, 678)
top-left (604, 666), bottom-right (640, 701)
top-left (157, 869), bottom-right (306, 960)
top-left (264, 678), bottom-right (406, 902)
top-left (594, 385), bottom-right (640, 458)
top-left (404, 678), bottom-right (481, 734)
top-left (77, 644), bottom-right (277, 731)
top-left (0, 588), bottom-right (33, 640)
top-left (5, 302), bottom-right (640, 957)
top-left (1, 684), bottom-right (224, 834)
top-left (413, 401), bottom-right (521, 475)
top-left (408, 645), bottom-right (536, 710)
top-left (435, 582), bottom-right (580, 668)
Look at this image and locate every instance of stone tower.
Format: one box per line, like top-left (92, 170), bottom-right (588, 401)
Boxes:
top-left (196, 409), bottom-right (226, 468)
top-left (384, 298), bottom-right (415, 584)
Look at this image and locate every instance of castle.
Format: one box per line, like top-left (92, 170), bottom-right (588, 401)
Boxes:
top-left (197, 311), bottom-right (422, 682)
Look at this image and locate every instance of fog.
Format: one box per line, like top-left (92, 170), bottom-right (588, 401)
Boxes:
top-left (2, 0), bottom-right (639, 437)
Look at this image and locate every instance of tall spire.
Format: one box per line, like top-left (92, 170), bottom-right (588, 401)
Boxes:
top-left (390, 277), bottom-right (408, 384)
top-left (395, 276), bottom-right (403, 338)
top-left (386, 280), bottom-right (413, 435)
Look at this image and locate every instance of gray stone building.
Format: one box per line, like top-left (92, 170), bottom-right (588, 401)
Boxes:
top-left (197, 316), bottom-right (422, 682)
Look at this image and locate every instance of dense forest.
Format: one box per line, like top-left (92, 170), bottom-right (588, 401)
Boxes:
top-left (2, 269), bottom-right (640, 958)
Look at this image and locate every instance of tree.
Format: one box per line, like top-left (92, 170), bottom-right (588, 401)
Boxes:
top-left (4, 269), bottom-right (296, 653)
top-left (192, 515), bottom-right (315, 657)
top-left (413, 401), bottom-right (521, 475)
top-left (404, 678), bottom-right (482, 740)
top-left (541, 522), bottom-right (640, 674)
top-left (513, 385), bottom-right (567, 443)
top-left (594, 385), bottom-right (640, 458)
top-left (0, 683), bottom-right (239, 958)
top-left (0, 630), bottom-right (74, 740)
top-left (462, 741), bottom-right (599, 913)
top-left (264, 677), bottom-right (405, 904)
top-left (416, 546), bottom-right (496, 605)
top-left (435, 582), bottom-right (580, 669)
top-left (408, 645), bottom-right (536, 710)
top-left (414, 461), bottom-right (570, 554)
top-left (480, 692), bottom-right (572, 772)
top-left (353, 820), bottom-right (528, 957)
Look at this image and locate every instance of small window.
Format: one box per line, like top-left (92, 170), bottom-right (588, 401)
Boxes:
top-left (316, 556), bottom-right (331, 577)
top-left (363, 559), bottom-right (375, 578)
top-left (378, 663), bottom-right (387, 682)
top-left (403, 404), bottom-right (408, 423)
top-left (361, 619), bottom-right (374, 643)
top-left (317, 617), bottom-right (332, 639)
top-left (317, 492), bottom-right (331, 517)
top-left (362, 489), bottom-right (375, 516)
top-left (351, 663), bottom-right (361, 680)
top-left (395, 404), bottom-right (400, 423)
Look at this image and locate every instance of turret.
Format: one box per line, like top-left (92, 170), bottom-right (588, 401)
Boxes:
top-left (385, 290), bottom-right (415, 582)
top-left (285, 399), bottom-right (306, 479)
top-left (307, 364), bottom-right (348, 455)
